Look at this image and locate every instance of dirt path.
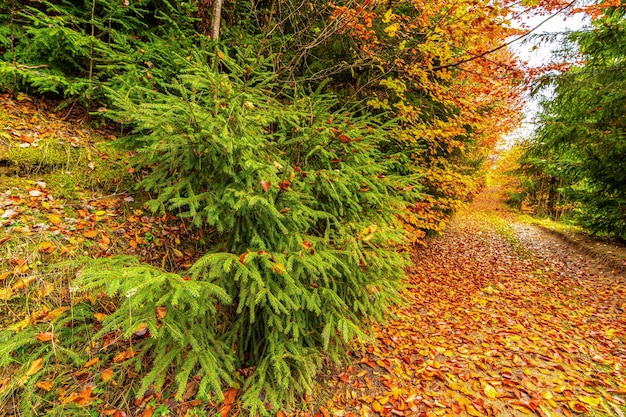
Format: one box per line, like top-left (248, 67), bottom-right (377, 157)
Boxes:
top-left (320, 189), bottom-right (626, 417)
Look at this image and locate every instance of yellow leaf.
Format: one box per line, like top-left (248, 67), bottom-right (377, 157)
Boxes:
top-left (466, 405), bottom-right (482, 416)
top-left (484, 383), bottom-right (498, 399)
top-left (12, 277), bottom-right (36, 290)
top-left (9, 316), bottom-right (31, 332)
top-left (372, 401), bottom-right (383, 413)
top-left (26, 358), bottom-right (44, 376)
top-left (543, 390), bottom-right (554, 400)
top-left (36, 282), bottom-right (55, 299)
top-left (384, 23), bottom-right (400, 38)
top-left (43, 306), bottom-right (70, 321)
top-left (579, 396), bottom-right (602, 407)
top-left (510, 404), bottom-right (532, 414)
top-left (538, 404), bottom-right (559, 417)
top-left (382, 9), bottom-right (393, 23)
top-left (48, 214), bottom-right (62, 225)
top-left (0, 288), bottom-right (12, 300)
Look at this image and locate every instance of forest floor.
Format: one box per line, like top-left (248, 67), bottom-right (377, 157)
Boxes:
top-left (316, 185), bottom-right (626, 417)
top-left (1, 94), bottom-right (626, 416)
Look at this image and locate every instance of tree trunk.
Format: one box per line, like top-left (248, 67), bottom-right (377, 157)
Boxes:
top-left (211, 0), bottom-right (223, 41)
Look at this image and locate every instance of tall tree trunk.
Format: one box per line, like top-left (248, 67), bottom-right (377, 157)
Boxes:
top-left (211, 0), bottom-right (223, 41)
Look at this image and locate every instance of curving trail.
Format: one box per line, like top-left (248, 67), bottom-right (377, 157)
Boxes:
top-left (321, 188), bottom-right (626, 417)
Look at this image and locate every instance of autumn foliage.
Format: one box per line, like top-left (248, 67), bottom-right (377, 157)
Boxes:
top-left (0, 0), bottom-right (601, 414)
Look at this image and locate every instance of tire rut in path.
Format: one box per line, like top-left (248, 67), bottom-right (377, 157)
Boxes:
top-left (323, 197), bottom-right (626, 417)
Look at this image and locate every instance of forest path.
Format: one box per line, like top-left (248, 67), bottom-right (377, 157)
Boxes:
top-left (320, 186), bottom-right (626, 417)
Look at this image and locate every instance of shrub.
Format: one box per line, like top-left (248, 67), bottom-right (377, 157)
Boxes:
top-left (97, 46), bottom-right (419, 411)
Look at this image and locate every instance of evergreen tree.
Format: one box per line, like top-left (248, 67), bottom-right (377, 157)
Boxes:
top-left (522, 3), bottom-right (626, 238)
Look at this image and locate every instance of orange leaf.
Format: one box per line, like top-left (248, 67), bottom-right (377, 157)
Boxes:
top-left (84, 230), bottom-right (99, 238)
top-left (113, 347), bottom-right (137, 363)
top-left (0, 271), bottom-right (10, 281)
top-left (94, 312), bottom-right (108, 321)
top-left (101, 368), bottom-right (115, 382)
top-left (26, 358), bottom-right (44, 376)
top-left (568, 401), bottom-right (588, 413)
top-left (38, 241), bottom-right (56, 253)
top-left (84, 358), bottom-right (99, 368)
top-left (218, 404), bottom-right (233, 417)
top-left (156, 307), bottom-right (167, 319)
top-left (142, 407), bottom-right (155, 417)
top-left (35, 380), bottom-right (53, 391)
top-left (260, 180), bottom-right (271, 192)
top-left (35, 332), bottom-right (55, 342)
top-left (223, 388), bottom-right (238, 406)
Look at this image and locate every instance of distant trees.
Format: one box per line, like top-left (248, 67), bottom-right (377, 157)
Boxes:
top-left (517, 3), bottom-right (626, 239)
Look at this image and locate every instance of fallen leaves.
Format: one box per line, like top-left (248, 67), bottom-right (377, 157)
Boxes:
top-left (323, 196), bottom-right (626, 417)
top-left (35, 332), bottom-right (55, 342)
top-left (25, 358), bottom-right (44, 376)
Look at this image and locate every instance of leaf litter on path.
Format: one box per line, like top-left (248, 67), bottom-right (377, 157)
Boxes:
top-left (316, 189), bottom-right (626, 417)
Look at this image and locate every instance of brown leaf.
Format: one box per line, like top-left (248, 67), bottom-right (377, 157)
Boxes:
top-left (35, 332), bottom-right (55, 342)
